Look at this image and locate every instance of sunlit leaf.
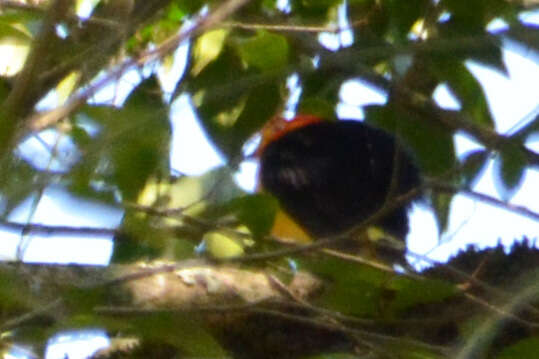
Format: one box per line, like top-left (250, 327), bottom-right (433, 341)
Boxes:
top-left (191, 29), bottom-right (229, 76)
top-left (56, 71), bottom-right (81, 105)
top-left (0, 35), bottom-right (31, 76)
top-left (201, 230), bottom-right (246, 258)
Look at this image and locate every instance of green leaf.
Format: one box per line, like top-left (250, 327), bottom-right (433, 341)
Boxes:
top-left (460, 149), bottom-right (489, 188)
top-left (224, 194), bottom-right (279, 238)
top-left (0, 158), bottom-right (37, 217)
top-left (289, 0), bottom-right (343, 20)
top-left (191, 29), bottom-right (229, 76)
top-left (131, 313), bottom-right (227, 357)
top-left (302, 353), bottom-right (363, 359)
top-left (166, 2), bottom-right (187, 22)
top-left (0, 22), bottom-right (31, 41)
top-left (435, 4), bottom-right (507, 73)
top-left (296, 97), bottom-right (337, 121)
top-left (387, 0), bottom-right (429, 41)
top-left (431, 61), bottom-right (494, 129)
top-left (186, 43), bottom-right (283, 159)
top-left (506, 24), bottom-right (539, 55)
top-left (300, 67), bottom-right (346, 112)
top-left (496, 337), bottom-right (539, 359)
top-left (441, 0), bottom-right (511, 32)
top-left (388, 277), bottom-right (457, 313)
top-left (300, 255), bottom-right (389, 316)
top-left (113, 167), bottom-right (244, 261)
top-left (63, 286), bottom-right (108, 314)
top-left (0, 30), bottom-right (31, 76)
top-left (432, 191), bottom-right (452, 234)
top-left (201, 230), bottom-right (246, 258)
top-left (365, 104), bottom-right (456, 177)
top-left (0, 271), bottom-right (35, 312)
top-left (236, 31), bottom-right (289, 71)
top-left (365, 104), bottom-right (456, 233)
top-left (72, 76), bottom-right (171, 202)
top-left (493, 142), bottom-right (527, 199)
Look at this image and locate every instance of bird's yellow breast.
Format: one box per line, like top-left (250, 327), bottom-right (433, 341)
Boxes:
top-left (270, 209), bottom-right (313, 243)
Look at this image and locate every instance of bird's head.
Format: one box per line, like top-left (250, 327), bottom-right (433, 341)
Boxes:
top-left (256, 114), bottom-right (323, 156)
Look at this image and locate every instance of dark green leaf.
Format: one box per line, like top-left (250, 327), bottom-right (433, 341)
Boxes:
top-left (300, 67), bottom-right (346, 113)
top-left (496, 337), bottom-right (539, 359)
top-left (296, 97), bottom-right (337, 121)
top-left (0, 271), bottom-right (35, 312)
top-left (71, 76), bottom-right (171, 202)
top-left (236, 31), bottom-right (289, 71)
top-left (0, 158), bottom-right (37, 217)
top-left (111, 216), bottom-right (165, 263)
top-left (0, 22), bottom-right (32, 40)
top-left (387, 0), bottom-right (428, 41)
top-left (131, 313), bottom-right (227, 356)
top-left (289, 0), bottom-right (342, 20)
top-left (505, 24), bottom-right (539, 55)
top-left (441, 0), bottom-right (511, 31)
top-left (0, 8), bottom-right (42, 24)
top-left (460, 149), bottom-right (489, 188)
top-left (303, 353), bottom-right (363, 359)
top-left (493, 142), bottom-right (527, 199)
top-left (0, 77), bottom-right (10, 100)
top-left (365, 104), bottom-right (456, 232)
top-left (186, 43), bottom-right (283, 159)
top-left (191, 29), bottom-right (229, 76)
top-left (388, 277), bottom-right (457, 313)
top-left (431, 61), bottom-right (495, 128)
top-left (300, 255), bottom-right (389, 316)
top-left (365, 104), bottom-right (456, 176)
top-left (224, 194), bottom-right (279, 238)
top-left (432, 191), bottom-right (452, 234)
top-left (63, 286), bottom-right (108, 314)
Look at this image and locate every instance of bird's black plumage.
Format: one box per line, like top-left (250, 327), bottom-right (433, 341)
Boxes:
top-left (259, 120), bottom-right (421, 239)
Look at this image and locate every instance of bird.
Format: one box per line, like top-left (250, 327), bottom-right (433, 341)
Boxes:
top-left (257, 114), bottom-right (421, 252)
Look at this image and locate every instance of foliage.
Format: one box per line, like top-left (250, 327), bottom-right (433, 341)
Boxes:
top-left (0, 0), bottom-right (538, 358)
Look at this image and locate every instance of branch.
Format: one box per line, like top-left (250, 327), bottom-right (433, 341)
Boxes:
top-left (0, 219), bottom-right (117, 236)
top-left (0, 0), bottom-right (70, 158)
top-left (429, 180), bottom-right (539, 222)
top-left (27, 0), bottom-right (250, 132)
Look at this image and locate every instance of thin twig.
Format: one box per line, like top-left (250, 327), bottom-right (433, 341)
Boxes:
top-left (430, 180), bottom-right (539, 222)
top-left (0, 219), bottom-right (117, 236)
top-left (0, 298), bottom-right (63, 331)
top-left (28, 0), bottom-right (251, 132)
